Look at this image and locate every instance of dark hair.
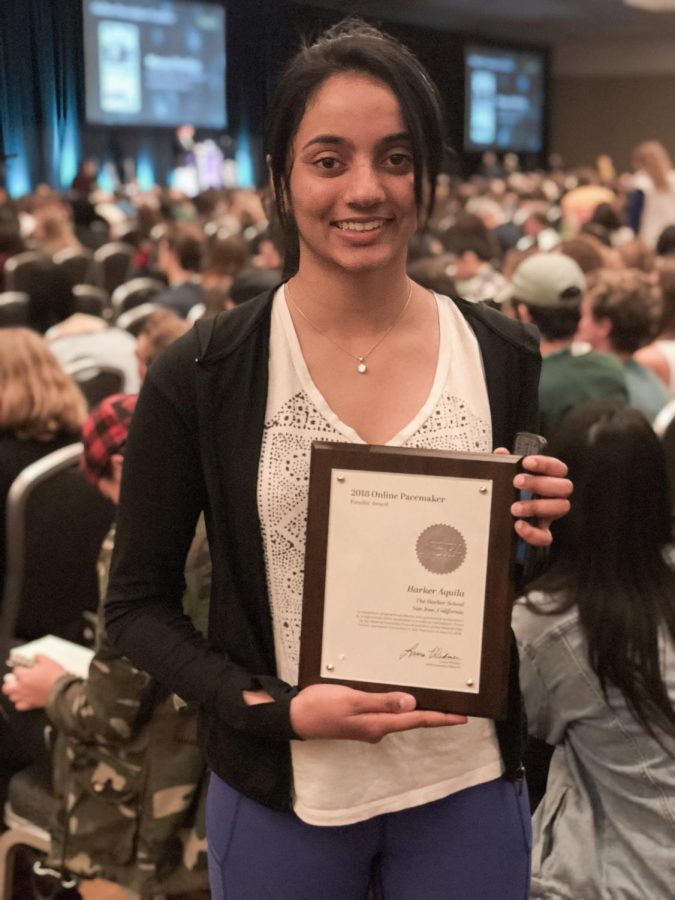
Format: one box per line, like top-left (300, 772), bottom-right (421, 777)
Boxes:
top-left (559, 237), bottom-right (604, 275)
top-left (161, 223), bottom-right (203, 273)
top-left (590, 201), bottom-right (622, 232)
top-left (139, 308), bottom-right (190, 365)
top-left (529, 401), bottom-right (675, 742)
top-left (588, 269), bottom-right (661, 354)
top-left (265, 19), bottom-right (446, 272)
top-left (656, 225), bottom-right (675, 258)
top-left (440, 213), bottom-right (499, 262)
top-left (523, 304), bottom-right (581, 341)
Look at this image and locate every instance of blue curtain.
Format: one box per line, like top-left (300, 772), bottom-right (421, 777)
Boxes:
top-left (0, 0), bottom-right (84, 196)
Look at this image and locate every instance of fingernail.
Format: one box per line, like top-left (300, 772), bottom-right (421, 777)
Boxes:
top-left (514, 474), bottom-right (526, 488)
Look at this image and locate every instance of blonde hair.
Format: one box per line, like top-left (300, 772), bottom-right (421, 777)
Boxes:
top-left (634, 141), bottom-right (673, 191)
top-left (0, 328), bottom-right (88, 439)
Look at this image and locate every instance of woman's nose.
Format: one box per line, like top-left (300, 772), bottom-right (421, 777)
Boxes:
top-left (344, 162), bottom-right (386, 207)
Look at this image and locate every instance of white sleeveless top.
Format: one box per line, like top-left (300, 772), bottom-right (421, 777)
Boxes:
top-left (258, 286), bottom-right (503, 825)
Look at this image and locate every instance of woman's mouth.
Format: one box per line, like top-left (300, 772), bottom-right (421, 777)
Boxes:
top-left (334, 218), bottom-right (389, 232)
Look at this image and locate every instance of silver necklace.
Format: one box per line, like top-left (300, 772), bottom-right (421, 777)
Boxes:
top-left (286, 278), bottom-right (414, 374)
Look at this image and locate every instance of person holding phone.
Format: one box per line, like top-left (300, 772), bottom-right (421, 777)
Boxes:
top-left (106, 21), bottom-right (571, 899)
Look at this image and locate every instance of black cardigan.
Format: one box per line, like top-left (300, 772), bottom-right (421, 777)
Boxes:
top-left (106, 289), bottom-right (541, 811)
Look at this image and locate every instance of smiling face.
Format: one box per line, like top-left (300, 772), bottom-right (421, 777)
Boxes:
top-left (287, 72), bottom-right (418, 277)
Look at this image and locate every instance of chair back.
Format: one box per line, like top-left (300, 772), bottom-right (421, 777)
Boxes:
top-left (3, 251), bottom-right (50, 292)
top-left (53, 247), bottom-right (99, 287)
top-left (64, 358), bottom-right (126, 408)
top-left (3, 253), bottom-right (72, 332)
top-left (93, 242), bottom-right (134, 295)
top-left (71, 284), bottom-right (110, 319)
top-left (1, 443), bottom-right (114, 643)
top-left (115, 301), bottom-right (159, 336)
top-left (0, 292), bottom-right (30, 327)
top-left (111, 277), bottom-right (165, 319)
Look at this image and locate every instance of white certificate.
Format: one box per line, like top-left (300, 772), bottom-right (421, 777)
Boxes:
top-left (320, 468), bottom-right (492, 693)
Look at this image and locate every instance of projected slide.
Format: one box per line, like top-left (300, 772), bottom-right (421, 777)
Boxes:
top-left (464, 45), bottom-right (544, 153)
top-left (84, 0), bottom-right (226, 129)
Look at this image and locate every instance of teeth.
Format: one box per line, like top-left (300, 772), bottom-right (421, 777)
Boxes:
top-left (336, 220), bottom-right (384, 232)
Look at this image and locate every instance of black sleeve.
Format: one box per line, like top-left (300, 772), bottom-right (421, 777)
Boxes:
top-left (105, 367), bottom-right (297, 742)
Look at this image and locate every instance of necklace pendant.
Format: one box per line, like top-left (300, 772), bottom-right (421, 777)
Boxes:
top-left (357, 359), bottom-right (367, 374)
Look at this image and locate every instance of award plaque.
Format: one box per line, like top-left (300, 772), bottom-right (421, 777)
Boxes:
top-left (298, 442), bottom-right (523, 719)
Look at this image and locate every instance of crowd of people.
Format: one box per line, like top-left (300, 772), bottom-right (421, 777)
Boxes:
top-left (0, 18), bottom-right (673, 900)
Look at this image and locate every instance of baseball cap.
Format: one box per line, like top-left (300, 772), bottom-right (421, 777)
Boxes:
top-left (81, 393), bottom-right (138, 486)
top-left (509, 252), bottom-right (586, 308)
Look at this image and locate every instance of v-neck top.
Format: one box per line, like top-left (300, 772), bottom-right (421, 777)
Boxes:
top-left (256, 286), bottom-right (502, 825)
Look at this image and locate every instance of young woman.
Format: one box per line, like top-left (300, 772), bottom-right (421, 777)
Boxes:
top-left (106, 21), bottom-right (571, 899)
top-left (513, 401), bottom-right (675, 900)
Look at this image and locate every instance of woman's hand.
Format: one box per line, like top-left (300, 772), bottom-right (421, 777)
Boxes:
top-left (1, 655), bottom-right (67, 711)
top-left (290, 684), bottom-right (467, 742)
top-left (504, 453), bottom-right (572, 546)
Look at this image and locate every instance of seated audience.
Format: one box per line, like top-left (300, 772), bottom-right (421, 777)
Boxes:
top-left (513, 401), bottom-right (675, 900)
top-left (154, 222), bottom-right (204, 318)
top-left (0, 328), bottom-right (87, 588)
top-left (577, 268), bottom-right (671, 422)
top-left (635, 259), bottom-right (675, 390)
top-left (508, 252), bottom-right (628, 437)
top-left (1, 395), bottom-right (210, 897)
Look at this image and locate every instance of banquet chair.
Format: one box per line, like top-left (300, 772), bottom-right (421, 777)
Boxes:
top-left (111, 277), bottom-right (165, 319)
top-left (0, 765), bottom-right (68, 900)
top-left (64, 358), bottom-right (126, 409)
top-left (1, 442), bottom-right (114, 644)
top-left (53, 245), bottom-right (102, 289)
top-left (3, 251), bottom-right (50, 293)
top-left (115, 301), bottom-right (159, 336)
top-left (93, 241), bottom-right (134, 296)
top-left (0, 291), bottom-right (30, 327)
top-left (71, 283), bottom-right (110, 319)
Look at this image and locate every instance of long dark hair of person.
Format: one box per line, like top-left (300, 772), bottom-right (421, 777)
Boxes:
top-left (528, 401), bottom-right (675, 742)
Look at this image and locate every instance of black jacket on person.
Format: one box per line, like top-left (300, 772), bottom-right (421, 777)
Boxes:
top-left (106, 288), bottom-right (541, 811)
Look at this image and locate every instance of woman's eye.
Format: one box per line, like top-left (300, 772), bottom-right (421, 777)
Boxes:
top-left (386, 153), bottom-right (413, 169)
top-left (315, 157), bottom-right (340, 171)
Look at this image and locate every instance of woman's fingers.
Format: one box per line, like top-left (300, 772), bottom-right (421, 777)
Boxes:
top-left (521, 454), bottom-right (568, 477)
top-left (514, 517), bottom-right (553, 547)
top-left (347, 690), bottom-right (417, 715)
top-left (511, 498), bottom-right (571, 520)
top-left (290, 684), bottom-right (466, 742)
top-left (514, 472), bottom-right (573, 498)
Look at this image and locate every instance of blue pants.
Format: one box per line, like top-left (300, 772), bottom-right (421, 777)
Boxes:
top-left (207, 774), bottom-right (531, 899)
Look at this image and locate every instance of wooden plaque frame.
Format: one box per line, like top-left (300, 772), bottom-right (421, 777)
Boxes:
top-left (298, 441), bottom-right (522, 719)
